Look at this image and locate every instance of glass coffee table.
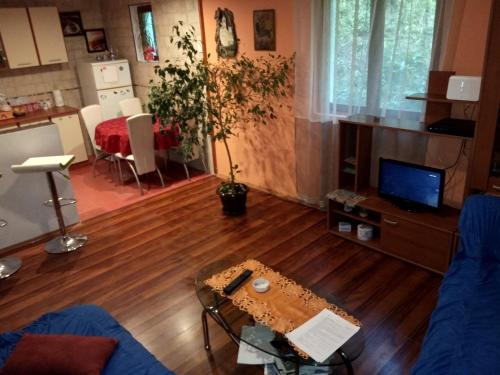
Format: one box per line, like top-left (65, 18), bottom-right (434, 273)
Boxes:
top-left (195, 257), bottom-right (364, 374)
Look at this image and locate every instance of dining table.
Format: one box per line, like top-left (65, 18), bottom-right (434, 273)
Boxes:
top-left (94, 116), bottom-right (179, 156)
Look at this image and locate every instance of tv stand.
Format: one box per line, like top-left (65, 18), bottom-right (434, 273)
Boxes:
top-left (335, 96), bottom-right (464, 273)
top-left (390, 200), bottom-right (425, 213)
top-left (327, 192), bottom-right (459, 274)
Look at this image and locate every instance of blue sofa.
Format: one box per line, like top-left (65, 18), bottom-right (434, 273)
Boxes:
top-left (0, 305), bottom-right (175, 375)
top-left (411, 195), bottom-right (500, 375)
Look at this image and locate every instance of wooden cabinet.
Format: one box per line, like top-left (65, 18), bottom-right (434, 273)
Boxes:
top-left (328, 195), bottom-right (459, 274)
top-left (28, 7), bottom-right (68, 65)
top-left (52, 114), bottom-right (88, 164)
top-left (380, 214), bottom-right (454, 273)
top-left (333, 116), bottom-right (462, 273)
top-left (0, 7), bottom-right (68, 69)
top-left (0, 8), bottom-right (39, 69)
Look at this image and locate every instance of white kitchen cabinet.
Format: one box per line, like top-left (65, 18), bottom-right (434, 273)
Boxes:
top-left (0, 8), bottom-right (39, 69)
top-left (52, 115), bottom-right (88, 164)
top-left (28, 7), bottom-right (68, 65)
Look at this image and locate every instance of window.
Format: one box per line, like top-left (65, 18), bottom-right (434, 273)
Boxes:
top-left (329, 0), bottom-right (437, 118)
top-left (130, 3), bottom-right (159, 62)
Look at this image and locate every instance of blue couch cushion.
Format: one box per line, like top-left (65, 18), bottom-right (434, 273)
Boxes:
top-left (0, 305), bottom-right (175, 375)
top-left (458, 195), bottom-right (500, 260)
top-left (411, 195), bottom-right (500, 375)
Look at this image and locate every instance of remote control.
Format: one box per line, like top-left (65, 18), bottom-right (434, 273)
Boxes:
top-left (223, 269), bottom-right (253, 295)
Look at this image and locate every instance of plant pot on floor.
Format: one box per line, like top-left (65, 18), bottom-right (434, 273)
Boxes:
top-left (217, 183), bottom-right (249, 216)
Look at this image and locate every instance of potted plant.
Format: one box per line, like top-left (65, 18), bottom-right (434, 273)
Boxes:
top-left (148, 22), bottom-right (293, 215)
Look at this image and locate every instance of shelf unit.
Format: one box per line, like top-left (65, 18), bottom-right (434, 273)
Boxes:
top-left (328, 200), bottom-right (382, 251)
top-left (328, 193), bottom-right (460, 274)
top-left (334, 71), bottom-right (467, 273)
top-left (338, 114), bottom-right (471, 193)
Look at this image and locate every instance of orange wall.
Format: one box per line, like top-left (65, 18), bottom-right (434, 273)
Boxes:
top-left (445, 0), bottom-right (492, 74)
top-left (201, 0), bottom-right (297, 199)
top-left (200, 0), bottom-right (491, 204)
top-left (427, 0), bottom-right (491, 208)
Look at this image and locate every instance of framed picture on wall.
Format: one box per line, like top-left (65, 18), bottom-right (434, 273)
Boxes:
top-left (215, 8), bottom-right (238, 58)
top-left (253, 9), bottom-right (276, 51)
top-left (84, 29), bottom-right (108, 53)
top-left (59, 11), bottom-right (84, 37)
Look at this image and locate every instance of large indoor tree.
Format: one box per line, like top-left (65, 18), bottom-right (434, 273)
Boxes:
top-left (148, 22), bottom-right (294, 214)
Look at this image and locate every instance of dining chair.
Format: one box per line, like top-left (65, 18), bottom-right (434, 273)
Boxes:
top-left (116, 114), bottom-right (164, 195)
top-left (119, 97), bottom-right (143, 117)
top-left (165, 120), bottom-right (207, 181)
top-left (80, 104), bottom-right (116, 178)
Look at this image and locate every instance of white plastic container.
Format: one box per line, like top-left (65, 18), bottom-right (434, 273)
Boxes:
top-left (52, 90), bottom-right (64, 107)
top-left (357, 224), bottom-right (374, 241)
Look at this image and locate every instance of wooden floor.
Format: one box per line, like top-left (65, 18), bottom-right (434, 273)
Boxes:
top-left (0, 177), bottom-right (442, 374)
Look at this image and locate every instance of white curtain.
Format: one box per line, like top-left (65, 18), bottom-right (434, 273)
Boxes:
top-left (294, 0), bottom-right (337, 207)
top-left (294, 0), bottom-right (443, 205)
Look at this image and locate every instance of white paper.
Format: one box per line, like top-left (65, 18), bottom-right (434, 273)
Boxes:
top-left (102, 65), bottom-right (119, 83)
top-left (237, 341), bottom-right (275, 365)
top-left (237, 325), bottom-right (276, 365)
top-left (285, 309), bottom-right (360, 363)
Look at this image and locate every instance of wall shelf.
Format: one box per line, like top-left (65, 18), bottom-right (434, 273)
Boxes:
top-left (406, 92), bottom-right (478, 104)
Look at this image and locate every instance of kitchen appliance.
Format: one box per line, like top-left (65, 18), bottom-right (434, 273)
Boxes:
top-left (77, 59), bottom-right (133, 120)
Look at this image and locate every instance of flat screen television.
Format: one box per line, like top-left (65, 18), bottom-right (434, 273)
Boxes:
top-left (378, 158), bottom-right (445, 211)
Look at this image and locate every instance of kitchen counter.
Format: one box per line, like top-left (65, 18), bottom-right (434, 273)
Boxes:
top-left (0, 106), bottom-right (79, 129)
top-left (0, 106), bottom-right (89, 164)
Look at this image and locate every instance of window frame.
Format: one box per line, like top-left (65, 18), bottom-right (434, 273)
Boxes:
top-left (328, 0), bottom-right (436, 119)
top-left (129, 2), bottom-right (160, 63)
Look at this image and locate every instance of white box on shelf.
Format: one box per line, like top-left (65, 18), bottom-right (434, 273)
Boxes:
top-left (338, 222), bottom-right (352, 232)
top-left (446, 75), bottom-right (481, 101)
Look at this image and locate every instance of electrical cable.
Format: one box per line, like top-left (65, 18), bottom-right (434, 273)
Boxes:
top-left (444, 139), bottom-right (467, 187)
top-left (444, 139), bottom-right (466, 170)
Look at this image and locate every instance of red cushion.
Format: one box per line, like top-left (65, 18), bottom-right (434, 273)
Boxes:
top-left (1, 333), bottom-right (118, 375)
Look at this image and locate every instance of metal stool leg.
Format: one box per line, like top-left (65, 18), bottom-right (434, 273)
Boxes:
top-left (0, 220), bottom-right (22, 279)
top-left (44, 172), bottom-right (87, 254)
top-left (0, 256), bottom-right (22, 279)
top-left (202, 309), bottom-right (211, 350)
top-left (338, 348), bottom-right (354, 375)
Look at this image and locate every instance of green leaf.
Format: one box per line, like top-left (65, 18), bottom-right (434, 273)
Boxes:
top-left (147, 21), bottom-right (294, 185)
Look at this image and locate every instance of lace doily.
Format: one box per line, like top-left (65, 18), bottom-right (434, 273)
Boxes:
top-left (204, 259), bottom-right (361, 359)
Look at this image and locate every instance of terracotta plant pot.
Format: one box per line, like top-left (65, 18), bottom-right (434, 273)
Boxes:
top-left (217, 183), bottom-right (249, 216)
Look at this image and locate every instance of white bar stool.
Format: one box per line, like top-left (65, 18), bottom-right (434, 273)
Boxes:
top-left (0, 174), bottom-right (22, 278)
top-left (11, 155), bottom-right (87, 254)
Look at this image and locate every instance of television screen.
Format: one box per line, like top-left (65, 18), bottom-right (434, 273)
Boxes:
top-left (378, 158), bottom-right (445, 210)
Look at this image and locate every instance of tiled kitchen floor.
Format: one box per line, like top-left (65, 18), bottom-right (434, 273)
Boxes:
top-left (70, 158), bottom-right (209, 221)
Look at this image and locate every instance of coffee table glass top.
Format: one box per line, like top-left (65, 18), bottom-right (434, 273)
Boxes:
top-left (195, 257), bottom-right (365, 368)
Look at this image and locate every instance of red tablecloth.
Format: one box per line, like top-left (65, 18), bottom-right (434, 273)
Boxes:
top-left (94, 116), bottom-right (179, 156)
